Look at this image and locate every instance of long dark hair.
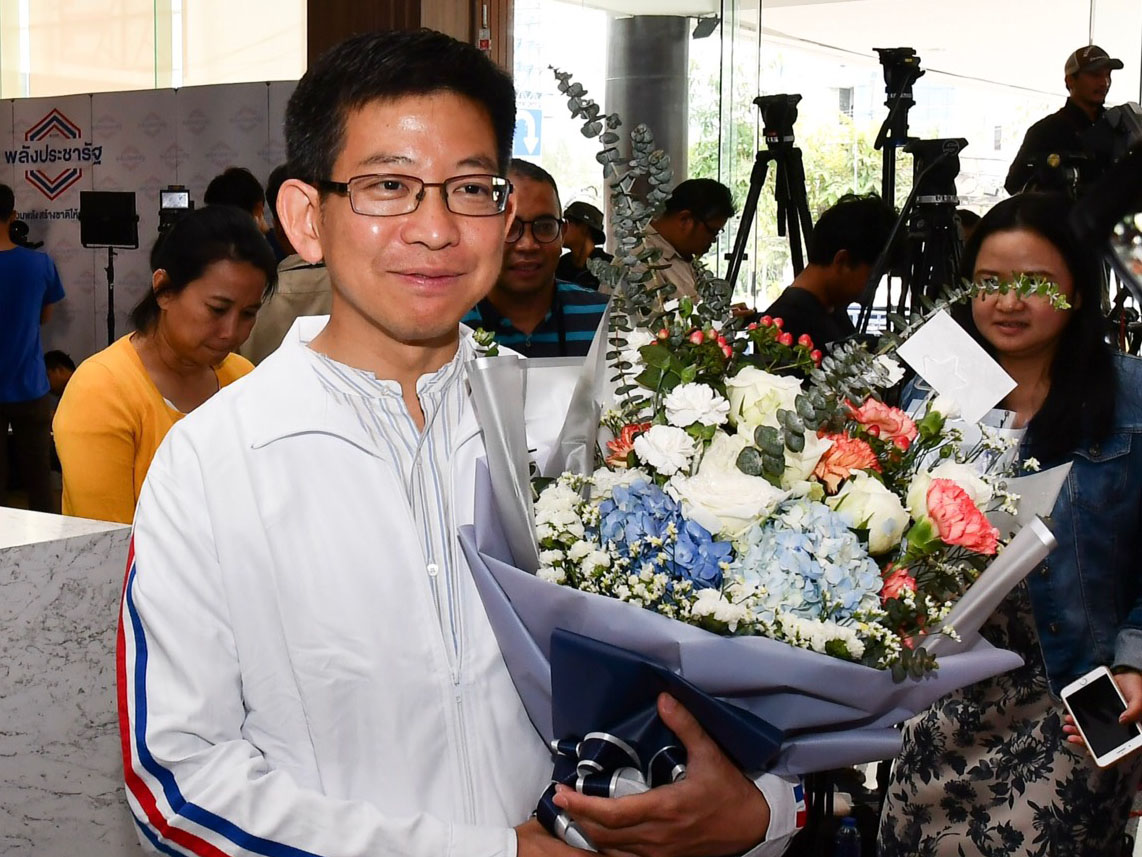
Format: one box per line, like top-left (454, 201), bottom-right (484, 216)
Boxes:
top-left (955, 192), bottom-right (1115, 461)
top-left (130, 205), bottom-right (278, 333)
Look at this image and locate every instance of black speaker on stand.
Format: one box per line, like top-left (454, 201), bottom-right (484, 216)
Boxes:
top-left (79, 191), bottom-right (140, 346)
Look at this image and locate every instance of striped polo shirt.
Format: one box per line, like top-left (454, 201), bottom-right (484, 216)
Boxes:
top-left (461, 280), bottom-right (609, 358)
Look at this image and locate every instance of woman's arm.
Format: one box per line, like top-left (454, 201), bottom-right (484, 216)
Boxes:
top-left (53, 362), bottom-right (140, 524)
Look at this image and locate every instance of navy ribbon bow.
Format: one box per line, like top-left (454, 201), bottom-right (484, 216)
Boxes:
top-left (535, 629), bottom-right (785, 848)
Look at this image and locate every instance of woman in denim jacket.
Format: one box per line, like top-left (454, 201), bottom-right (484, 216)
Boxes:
top-left (879, 193), bottom-right (1142, 857)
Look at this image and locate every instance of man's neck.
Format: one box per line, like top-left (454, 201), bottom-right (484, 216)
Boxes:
top-left (0, 223), bottom-right (16, 251)
top-left (308, 305), bottom-right (462, 430)
top-left (486, 279), bottom-right (556, 335)
top-left (649, 218), bottom-right (692, 262)
top-left (571, 239), bottom-right (595, 268)
top-left (1068, 96), bottom-right (1101, 122)
top-left (789, 265), bottom-right (834, 311)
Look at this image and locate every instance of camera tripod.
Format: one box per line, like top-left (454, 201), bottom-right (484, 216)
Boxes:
top-left (857, 139), bottom-right (968, 333)
top-left (725, 95), bottom-right (814, 290)
top-left (874, 47), bottom-right (924, 212)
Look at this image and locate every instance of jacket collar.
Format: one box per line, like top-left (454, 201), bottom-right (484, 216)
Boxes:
top-left (242, 316), bottom-right (483, 454)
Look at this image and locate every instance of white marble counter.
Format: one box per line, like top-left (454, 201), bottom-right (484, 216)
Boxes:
top-left (0, 506), bottom-right (125, 549)
top-left (0, 508), bottom-right (143, 856)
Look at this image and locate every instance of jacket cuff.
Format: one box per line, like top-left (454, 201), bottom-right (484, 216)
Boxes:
top-left (1114, 628), bottom-right (1142, 674)
top-left (739, 773), bottom-right (802, 857)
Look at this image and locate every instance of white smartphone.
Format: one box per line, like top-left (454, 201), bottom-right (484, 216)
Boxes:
top-left (1061, 666), bottom-right (1142, 767)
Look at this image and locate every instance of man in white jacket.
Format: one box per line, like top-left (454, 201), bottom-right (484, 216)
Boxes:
top-left (118, 28), bottom-right (799, 857)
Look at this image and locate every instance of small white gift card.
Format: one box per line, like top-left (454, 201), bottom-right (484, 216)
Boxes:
top-left (896, 310), bottom-right (1016, 425)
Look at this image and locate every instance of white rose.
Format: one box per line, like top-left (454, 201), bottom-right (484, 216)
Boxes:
top-left (619, 328), bottom-right (657, 371)
top-left (667, 431), bottom-right (787, 539)
top-left (906, 461), bottom-right (993, 520)
top-left (930, 395), bottom-right (961, 420)
top-left (782, 430), bottom-right (832, 491)
top-left (724, 366), bottom-right (802, 430)
top-left (827, 471), bottom-right (909, 554)
top-left (633, 425), bottom-right (696, 476)
top-left (664, 383), bottom-right (730, 428)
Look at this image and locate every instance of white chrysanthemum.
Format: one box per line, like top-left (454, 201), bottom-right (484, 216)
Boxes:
top-left (690, 588), bottom-right (752, 632)
top-left (538, 549), bottom-right (565, 565)
top-left (633, 425), bottom-right (696, 476)
top-left (664, 383), bottom-right (730, 428)
top-left (537, 567), bottom-right (566, 584)
top-left (568, 540), bottom-right (593, 561)
top-left (591, 466), bottom-right (649, 497)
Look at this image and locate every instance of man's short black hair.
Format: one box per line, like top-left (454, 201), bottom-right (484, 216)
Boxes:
top-left (203, 167), bottom-right (266, 215)
top-left (286, 29), bottom-right (516, 187)
top-left (663, 178), bottom-right (735, 221)
top-left (509, 158), bottom-right (561, 211)
top-left (44, 350), bottom-right (76, 372)
top-left (0, 183), bottom-right (14, 220)
top-left (807, 193), bottom-right (897, 267)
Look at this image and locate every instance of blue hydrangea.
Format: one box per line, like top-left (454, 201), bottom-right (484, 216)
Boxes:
top-left (595, 479), bottom-right (731, 590)
top-left (732, 500), bottom-right (883, 624)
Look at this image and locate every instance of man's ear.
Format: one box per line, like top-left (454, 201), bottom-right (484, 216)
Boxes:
top-left (277, 178), bottom-right (325, 264)
top-left (501, 192), bottom-right (518, 243)
top-left (832, 248), bottom-right (853, 269)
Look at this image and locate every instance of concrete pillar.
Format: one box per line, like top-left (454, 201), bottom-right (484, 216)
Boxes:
top-left (605, 16), bottom-right (690, 182)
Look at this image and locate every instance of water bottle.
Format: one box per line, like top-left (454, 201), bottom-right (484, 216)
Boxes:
top-left (834, 815), bottom-right (861, 857)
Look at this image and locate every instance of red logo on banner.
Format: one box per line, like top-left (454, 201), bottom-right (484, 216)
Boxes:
top-left (7, 109), bottom-right (102, 200)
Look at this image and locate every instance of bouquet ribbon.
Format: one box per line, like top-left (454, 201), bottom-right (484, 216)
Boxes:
top-left (535, 628), bottom-right (784, 849)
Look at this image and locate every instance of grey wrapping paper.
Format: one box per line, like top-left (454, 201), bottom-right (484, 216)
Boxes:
top-left (460, 465), bottom-right (1029, 776)
top-left (544, 305), bottom-right (611, 477)
top-left (989, 463), bottom-right (1072, 540)
top-left (923, 516), bottom-right (1057, 658)
top-left (467, 355), bottom-right (541, 573)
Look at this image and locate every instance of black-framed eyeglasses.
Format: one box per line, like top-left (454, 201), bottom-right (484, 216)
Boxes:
top-left (507, 215), bottom-right (564, 244)
top-left (317, 173), bottom-right (512, 217)
top-left (699, 217), bottom-right (724, 237)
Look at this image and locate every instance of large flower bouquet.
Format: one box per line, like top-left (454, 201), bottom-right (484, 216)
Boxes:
top-left (458, 69), bottom-right (1062, 847)
top-left (531, 303), bottom-right (1019, 680)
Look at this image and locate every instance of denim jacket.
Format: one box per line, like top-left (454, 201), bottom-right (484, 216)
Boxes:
top-left (1025, 353), bottom-right (1142, 695)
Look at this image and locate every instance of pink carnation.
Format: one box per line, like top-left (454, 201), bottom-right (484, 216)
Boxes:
top-left (881, 565), bottom-right (917, 604)
top-left (813, 432), bottom-right (882, 493)
top-left (605, 422), bottom-right (652, 469)
top-left (926, 478), bottom-right (999, 555)
top-left (847, 397), bottom-right (918, 445)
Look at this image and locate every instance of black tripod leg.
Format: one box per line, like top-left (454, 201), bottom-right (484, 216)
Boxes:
top-left (726, 151), bottom-right (771, 290)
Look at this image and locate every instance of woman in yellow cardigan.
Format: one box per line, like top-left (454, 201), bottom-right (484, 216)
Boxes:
top-left (54, 205), bottom-right (278, 523)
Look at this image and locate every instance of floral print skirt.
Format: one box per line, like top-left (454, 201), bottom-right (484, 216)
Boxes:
top-left (878, 583), bottom-right (1142, 857)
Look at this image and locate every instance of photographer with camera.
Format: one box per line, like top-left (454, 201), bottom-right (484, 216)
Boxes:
top-left (643, 178), bottom-right (735, 300)
top-left (1004, 45), bottom-right (1124, 196)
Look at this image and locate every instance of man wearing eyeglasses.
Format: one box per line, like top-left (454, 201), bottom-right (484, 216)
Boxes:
top-left (642, 178), bottom-right (735, 300)
top-left (463, 159), bottom-right (609, 358)
top-left (118, 28), bottom-right (797, 857)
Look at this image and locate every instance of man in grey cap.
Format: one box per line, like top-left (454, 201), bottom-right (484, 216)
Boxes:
top-left (555, 200), bottom-right (613, 290)
top-left (1005, 45), bottom-right (1124, 195)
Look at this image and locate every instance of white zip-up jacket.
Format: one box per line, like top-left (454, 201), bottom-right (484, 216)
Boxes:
top-left (118, 317), bottom-right (798, 857)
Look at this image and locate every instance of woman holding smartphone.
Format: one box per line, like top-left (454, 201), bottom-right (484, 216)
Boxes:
top-left (878, 193), bottom-right (1142, 857)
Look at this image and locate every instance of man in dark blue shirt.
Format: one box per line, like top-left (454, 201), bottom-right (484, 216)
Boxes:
top-left (463, 160), bottom-right (608, 358)
top-left (0, 183), bottom-right (66, 512)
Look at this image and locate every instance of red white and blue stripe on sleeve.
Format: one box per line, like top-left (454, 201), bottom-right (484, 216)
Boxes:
top-left (116, 541), bottom-right (320, 857)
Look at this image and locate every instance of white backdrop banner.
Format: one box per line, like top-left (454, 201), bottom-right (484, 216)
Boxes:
top-left (1, 80), bottom-right (295, 362)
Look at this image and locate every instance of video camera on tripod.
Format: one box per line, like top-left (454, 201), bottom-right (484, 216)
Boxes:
top-left (724, 94), bottom-right (814, 290)
top-left (874, 47), bottom-right (925, 208)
